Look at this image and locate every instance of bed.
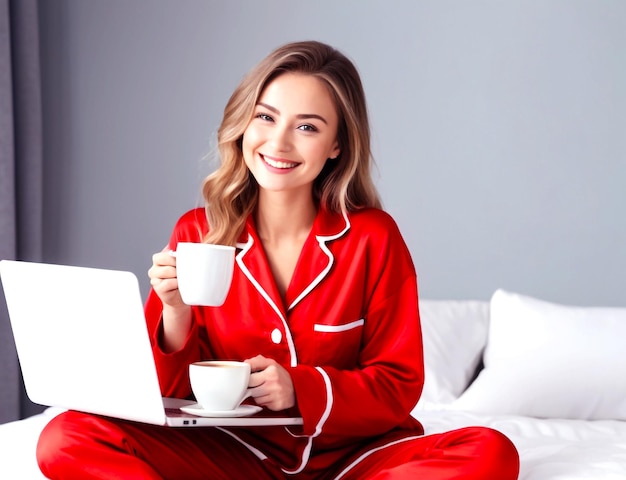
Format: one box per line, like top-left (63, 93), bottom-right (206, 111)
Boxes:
top-left (2, 289), bottom-right (625, 478)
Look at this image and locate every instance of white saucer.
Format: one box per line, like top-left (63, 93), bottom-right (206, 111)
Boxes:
top-left (180, 403), bottom-right (262, 418)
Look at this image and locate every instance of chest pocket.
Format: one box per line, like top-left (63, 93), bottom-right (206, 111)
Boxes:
top-left (312, 319), bottom-right (365, 368)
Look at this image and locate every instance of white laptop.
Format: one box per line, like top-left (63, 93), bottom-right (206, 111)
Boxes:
top-left (0, 259), bottom-right (302, 427)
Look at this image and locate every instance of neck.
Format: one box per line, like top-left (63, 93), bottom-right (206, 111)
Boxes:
top-left (255, 191), bottom-right (317, 243)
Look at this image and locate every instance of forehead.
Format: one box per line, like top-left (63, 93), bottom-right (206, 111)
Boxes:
top-left (258, 73), bottom-right (338, 118)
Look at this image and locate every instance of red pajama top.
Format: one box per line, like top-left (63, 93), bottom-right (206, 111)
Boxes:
top-left (144, 206), bottom-right (425, 474)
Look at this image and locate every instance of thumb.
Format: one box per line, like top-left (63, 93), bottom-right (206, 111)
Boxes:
top-left (245, 355), bottom-right (272, 373)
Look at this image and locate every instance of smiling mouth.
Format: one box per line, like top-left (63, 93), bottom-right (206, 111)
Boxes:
top-left (261, 155), bottom-right (300, 170)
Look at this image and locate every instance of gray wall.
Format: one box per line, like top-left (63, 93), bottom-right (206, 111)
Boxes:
top-left (38, 0), bottom-right (626, 306)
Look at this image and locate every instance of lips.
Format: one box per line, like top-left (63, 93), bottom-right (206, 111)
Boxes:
top-left (261, 154), bottom-right (300, 170)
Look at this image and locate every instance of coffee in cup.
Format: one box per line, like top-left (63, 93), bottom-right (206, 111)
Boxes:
top-left (174, 242), bottom-right (235, 306)
top-left (189, 360), bottom-right (252, 411)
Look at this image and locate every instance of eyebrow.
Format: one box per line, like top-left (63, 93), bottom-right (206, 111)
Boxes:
top-left (257, 102), bottom-right (329, 125)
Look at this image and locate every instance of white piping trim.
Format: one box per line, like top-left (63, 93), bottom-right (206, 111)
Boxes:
top-left (215, 427), bottom-right (268, 461)
top-left (236, 234), bottom-right (298, 367)
top-left (288, 211), bottom-right (351, 311)
top-left (314, 319), bottom-right (364, 333)
top-left (281, 437), bottom-right (313, 475)
top-left (282, 366), bottom-right (334, 475)
top-left (313, 367), bottom-right (334, 436)
top-left (332, 436), bottom-right (424, 480)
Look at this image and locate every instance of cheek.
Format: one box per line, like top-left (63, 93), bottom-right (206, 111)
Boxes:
top-left (241, 130), bottom-right (258, 163)
top-left (310, 142), bottom-right (337, 163)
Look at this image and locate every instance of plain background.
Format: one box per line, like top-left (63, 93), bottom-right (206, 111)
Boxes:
top-left (37, 0), bottom-right (625, 306)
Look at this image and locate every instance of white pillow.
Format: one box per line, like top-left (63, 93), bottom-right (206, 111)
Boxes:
top-left (413, 300), bottom-right (489, 410)
top-left (453, 289), bottom-right (626, 420)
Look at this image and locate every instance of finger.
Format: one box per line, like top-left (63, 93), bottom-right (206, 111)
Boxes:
top-left (249, 368), bottom-right (282, 395)
top-left (152, 251), bottom-right (176, 267)
top-left (245, 355), bottom-right (273, 373)
top-left (249, 371), bottom-right (265, 389)
top-left (157, 277), bottom-right (179, 292)
top-left (148, 266), bottom-right (177, 284)
top-left (248, 384), bottom-right (265, 399)
top-left (252, 392), bottom-right (289, 412)
top-left (251, 391), bottom-right (271, 406)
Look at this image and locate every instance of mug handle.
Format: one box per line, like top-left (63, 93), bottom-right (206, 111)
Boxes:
top-left (237, 388), bottom-right (254, 407)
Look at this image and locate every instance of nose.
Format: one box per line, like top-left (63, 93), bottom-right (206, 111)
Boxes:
top-left (268, 125), bottom-right (293, 152)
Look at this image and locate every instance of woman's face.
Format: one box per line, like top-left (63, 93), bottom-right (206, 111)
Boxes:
top-left (242, 73), bottom-right (341, 198)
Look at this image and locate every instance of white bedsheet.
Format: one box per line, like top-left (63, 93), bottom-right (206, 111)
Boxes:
top-left (1, 408), bottom-right (625, 479)
top-left (418, 410), bottom-right (626, 480)
top-left (0, 409), bottom-right (58, 479)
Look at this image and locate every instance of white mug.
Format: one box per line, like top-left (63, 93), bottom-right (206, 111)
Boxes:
top-left (189, 361), bottom-right (252, 411)
top-left (174, 242), bottom-right (235, 306)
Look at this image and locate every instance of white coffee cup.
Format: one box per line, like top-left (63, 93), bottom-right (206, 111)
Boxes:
top-left (174, 242), bottom-right (235, 306)
top-left (189, 361), bottom-right (252, 411)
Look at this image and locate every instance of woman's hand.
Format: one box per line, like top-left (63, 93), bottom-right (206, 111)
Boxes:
top-left (246, 355), bottom-right (296, 411)
top-left (148, 246), bottom-right (186, 308)
top-left (148, 246), bottom-right (192, 352)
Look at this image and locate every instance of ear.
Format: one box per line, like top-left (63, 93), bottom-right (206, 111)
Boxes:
top-left (329, 142), bottom-right (340, 160)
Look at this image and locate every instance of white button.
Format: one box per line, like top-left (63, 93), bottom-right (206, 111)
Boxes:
top-left (271, 328), bottom-right (282, 344)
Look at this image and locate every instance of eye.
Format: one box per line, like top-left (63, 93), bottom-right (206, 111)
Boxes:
top-left (255, 113), bottom-right (274, 122)
top-left (298, 124), bottom-right (318, 132)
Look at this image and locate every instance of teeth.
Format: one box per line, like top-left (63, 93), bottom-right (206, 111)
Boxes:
top-left (264, 156), bottom-right (297, 169)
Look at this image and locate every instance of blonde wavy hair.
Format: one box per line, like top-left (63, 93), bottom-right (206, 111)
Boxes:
top-left (202, 40), bottom-right (382, 246)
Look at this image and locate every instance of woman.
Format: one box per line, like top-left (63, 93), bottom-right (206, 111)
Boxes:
top-left (37, 40), bottom-right (519, 479)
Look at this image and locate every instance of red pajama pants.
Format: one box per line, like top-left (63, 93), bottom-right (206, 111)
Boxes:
top-left (37, 411), bottom-right (519, 480)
